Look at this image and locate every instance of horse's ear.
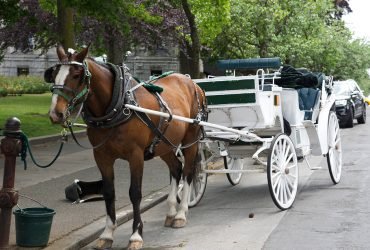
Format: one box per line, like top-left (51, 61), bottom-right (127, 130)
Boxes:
top-left (75, 44), bottom-right (90, 63)
top-left (57, 45), bottom-right (67, 61)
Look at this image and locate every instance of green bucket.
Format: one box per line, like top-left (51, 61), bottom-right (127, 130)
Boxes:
top-left (13, 207), bottom-right (56, 247)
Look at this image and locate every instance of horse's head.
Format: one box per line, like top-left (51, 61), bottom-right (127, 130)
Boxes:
top-left (46, 45), bottom-right (91, 125)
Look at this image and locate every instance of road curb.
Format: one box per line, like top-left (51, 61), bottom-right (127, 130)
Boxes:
top-left (44, 186), bottom-right (169, 250)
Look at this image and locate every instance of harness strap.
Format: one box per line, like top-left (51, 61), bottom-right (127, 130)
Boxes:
top-left (155, 92), bottom-right (173, 122)
top-left (144, 93), bottom-right (173, 160)
top-left (134, 109), bottom-right (175, 148)
top-left (130, 100), bottom-right (203, 155)
top-left (67, 123), bottom-right (116, 150)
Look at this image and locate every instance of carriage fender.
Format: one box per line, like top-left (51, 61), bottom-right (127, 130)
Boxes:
top-left (317, 97), bottom-right (335, 155)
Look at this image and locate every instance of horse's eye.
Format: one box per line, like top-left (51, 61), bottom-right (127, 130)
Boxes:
top-left (73, 74), bottom-right (80, 80)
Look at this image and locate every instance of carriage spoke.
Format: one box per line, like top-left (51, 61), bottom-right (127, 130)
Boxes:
top-left (192, 182), bottom-right (198, 198)
top-left (283, 141), bottom-right (290, 162)
top-left (276, 178), bottom-right (282, 197)
top-left (272, 162), bottom-right (281, 172)
top-left (285, 175), bottom-right (294, 190)
top-left (272, 173), bottom-right (282, 189)
top-left (284, 177), bottom-right (292, 201)
top-left (280, 179), bottom-right (286, 204)
top-left (286, 174), bottom-right (297, 193)
top-left (283, 153), bottom-right (294, 169)
top-left (272, 168), bottom-right (281, 178)
top-left (280, 178), bottom-right (286, 204)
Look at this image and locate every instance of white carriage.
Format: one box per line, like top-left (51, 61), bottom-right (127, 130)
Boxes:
top-left (126, 58), bottom-right (342, 210)
top-left (178, 58), bottom-right (342, 210)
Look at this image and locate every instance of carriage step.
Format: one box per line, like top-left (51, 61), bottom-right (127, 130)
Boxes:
top-left (302, 121), bottom-right (321, 156)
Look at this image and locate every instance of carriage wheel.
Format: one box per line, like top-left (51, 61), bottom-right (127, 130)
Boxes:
top-left (176, 171), bottom-right (207, 208)
top-left (224, 156), bottom-right (243, 185)
top-left (267, 133), bottom-right (298, 210)
top-left (327, 111), bottom-right (342, 184)
top-left (177, 144), bottom-right (208, 208)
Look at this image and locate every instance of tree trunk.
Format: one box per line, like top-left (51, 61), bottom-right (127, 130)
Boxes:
top-left (179, 50), bottom-right (190, 75)
top-left (57, 0), bottom-right (75, 49)
top-left (181, 0), bottom-right (200, 79)
top-left (106, 29), bottom-right (124, 64)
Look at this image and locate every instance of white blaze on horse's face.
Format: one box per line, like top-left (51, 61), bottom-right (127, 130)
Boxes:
top-left (49, 65), bottom-right (70, 123)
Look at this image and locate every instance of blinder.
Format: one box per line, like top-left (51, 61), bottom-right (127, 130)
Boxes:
top-left (44, 66), bottom-right (55, 83)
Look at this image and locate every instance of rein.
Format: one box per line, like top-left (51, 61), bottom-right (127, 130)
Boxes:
top-left (1, 130), bottom-right (67, 170)
top-left (66, 122), bottom-right (116, 150)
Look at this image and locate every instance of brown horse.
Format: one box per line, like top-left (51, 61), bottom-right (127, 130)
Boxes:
top-left (46, 45), bottom-right (207, 249)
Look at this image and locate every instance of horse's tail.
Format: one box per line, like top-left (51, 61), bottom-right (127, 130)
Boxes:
top-left (193, 82), bottom-right (208, 122)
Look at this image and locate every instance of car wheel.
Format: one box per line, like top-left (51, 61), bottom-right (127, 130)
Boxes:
top-left (345, 107), bottom-right (354, 128)
top-left (357, 105), bottom-right (366, 124)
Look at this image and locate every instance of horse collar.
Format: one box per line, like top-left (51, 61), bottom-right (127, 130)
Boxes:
top-left (81, 63), bottom-right (133, 128)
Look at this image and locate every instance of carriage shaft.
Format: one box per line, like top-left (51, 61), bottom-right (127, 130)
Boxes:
top-left (125, 104), bottom-right (263, 141)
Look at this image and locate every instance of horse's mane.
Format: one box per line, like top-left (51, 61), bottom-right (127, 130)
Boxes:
top-left (87, 56), bottom-right (111, 70)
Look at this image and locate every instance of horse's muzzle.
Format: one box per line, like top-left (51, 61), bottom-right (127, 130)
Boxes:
top-left (49, 109), bottom-right (64, 125)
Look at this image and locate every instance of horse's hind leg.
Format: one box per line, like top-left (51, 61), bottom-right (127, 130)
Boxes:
top-left (160, 152), bottom-right (183, 227)
top-left (173, 143), bottom-right (199, 228)
top-left (94, 154), bottom-right (116, 249)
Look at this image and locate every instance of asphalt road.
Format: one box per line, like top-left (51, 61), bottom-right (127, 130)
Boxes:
top-left (82, 111), bottom-right (370, 250)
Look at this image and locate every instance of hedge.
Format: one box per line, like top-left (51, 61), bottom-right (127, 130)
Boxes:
top-left (0, 75), bottom-right (50, 97)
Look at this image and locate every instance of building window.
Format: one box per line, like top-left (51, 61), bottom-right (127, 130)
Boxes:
top-left (17, 67), bottom-right (29, 76)
top-left (151, 69), bottom-right (162, 77)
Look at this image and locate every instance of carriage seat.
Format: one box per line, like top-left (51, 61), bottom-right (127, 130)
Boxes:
top-left (297, 88), bottom-right (321, 121)
top-left (259, 83), bottom-right (273, 91)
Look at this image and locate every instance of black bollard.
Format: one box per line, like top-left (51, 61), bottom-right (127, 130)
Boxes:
top-left (0, 117), bottom-right (22, 249)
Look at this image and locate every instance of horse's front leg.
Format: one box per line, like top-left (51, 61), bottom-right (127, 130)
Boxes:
top-left (94, 154), bottom-right (117, 250)
top-left (127, 153), bottom-right (145, 250)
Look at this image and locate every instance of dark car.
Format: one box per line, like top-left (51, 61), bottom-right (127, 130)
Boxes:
top-left (333, 79), bottom-right (366, 128)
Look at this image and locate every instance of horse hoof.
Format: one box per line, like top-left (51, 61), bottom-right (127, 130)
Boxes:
top-left (128, 240), bottom-right (143, 250)
top-left (164, 216), bottom-right (175, 227)
top-left (172, 218), bottom-right (186, 228)
top-left (95, 238), bottom-right (113, 249)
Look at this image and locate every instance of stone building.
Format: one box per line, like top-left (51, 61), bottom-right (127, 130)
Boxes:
top-left (0, 47), bottom-right (58, 77)
top-left (124, 45), bottom-right (180, 81)
top-left (0, 44), bottom-right (181, 80)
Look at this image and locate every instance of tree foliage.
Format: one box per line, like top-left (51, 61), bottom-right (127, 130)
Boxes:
top-left (0, 0), bottom-right (161, 63)
top-left (207, 0), bottom-right (370, 89)
top-left (0, 0), bottom-right (369, 90)
top-left (0, 0), bottom-right (56, 58)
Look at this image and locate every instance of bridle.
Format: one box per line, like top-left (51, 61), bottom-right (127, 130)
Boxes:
top-left (49, 59), bottom-right (117, 149)
top-left (50, 60), bottom-right (91, 122)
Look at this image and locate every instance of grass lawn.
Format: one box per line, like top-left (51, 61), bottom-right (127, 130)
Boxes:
top-left (0, 93), bottom-right (83, 138)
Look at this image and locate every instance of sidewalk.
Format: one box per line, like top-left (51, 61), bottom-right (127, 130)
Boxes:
top-left (0, 131), bottom-right (171, 249)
